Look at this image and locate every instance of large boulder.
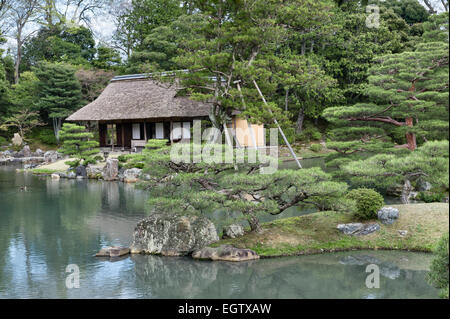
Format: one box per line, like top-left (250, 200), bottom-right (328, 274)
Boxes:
top-left (377, 207), bottom-right (399, 225)
top-left (102, 158), bottom-right (119, 181)
top-left (11, 133), bottom-right (23, 146)
top-left (123, 168), bottom-right (142, 183)
top-left (222, 224), bottom-right (245, 239)
top-left (337, 223), bottom-right (380, 236)
top-left (67, 170), bottom-right (77, 179)
top-left (192, 245), bottom-right (259, 262)
top-left (130, 213), bottom-right (219, 256)
top-left (17, 145), bottom-right (31, 158)
top-left (44, 151), bottom-right (58, 163)
top-left (86, 165), bottom-right (102, 179)
top-left (34, 148), bottom-right (44, 157)
top-left (75, 165), bottom-right (87, 178)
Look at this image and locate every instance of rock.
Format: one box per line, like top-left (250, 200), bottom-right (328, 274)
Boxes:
top-left (123, 168), bottom-right (142, 183)
top-left (23, 163), bottom-right (39, 169)
top-left (11, 133), bottom-right (23, 146)
top-left (95, 246), bottom-right (130, 257)
top-left (130, 213), bottom-right (219, 256)
top-left (51, 173), bottom-right (60, 180)
top-left (377, 207), bottom-right (399, 225)
top-left (75, 165), bottom-right (87, 178)
top-left (192, 245), bottom-right (260, 262)
top-left (67, 171), bottom-right (76, 179)
top-left (401, 179), bottom-right (413, 204)
top-left (44, 151), bottom-right (58, 163)
top-left (398, 230), bottom-right (408, 237)
top-left (222, 224), bottom-right (244, 239)
top-left (3, 150), bottom-right (12, 157)
top-left (35, 148), bottom-right (44, 156)
top-left (337, 223), bottom-right (380, 236)
top-left (17, 145), bottom-right (31, 158)
top-left (86, 165), bottom-right (102, 179)
top-left (103, 158), bottom-right (119, 181)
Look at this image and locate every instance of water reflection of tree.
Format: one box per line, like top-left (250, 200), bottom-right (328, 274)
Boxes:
top-left (130, 252), bottom-right (438, 299)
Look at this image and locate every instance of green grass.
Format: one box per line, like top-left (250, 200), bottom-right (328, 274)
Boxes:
top-left (214, 203), bottom-right (449, 257)
top-left (30, 168), bottom-right (61, 175)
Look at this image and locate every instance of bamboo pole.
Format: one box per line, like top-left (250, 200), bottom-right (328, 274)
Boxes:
top-left (252, 80), bottom-right (302, 169)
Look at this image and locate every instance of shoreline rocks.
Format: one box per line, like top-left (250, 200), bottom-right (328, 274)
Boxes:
top-left (130, 213), bottom-right (219, 256)
top-left (192, 245), bottom-right (259, 262)
top-left (96, 246), bottom-right (130, 257)
top-left (103, 158), bottom-right (119, 181)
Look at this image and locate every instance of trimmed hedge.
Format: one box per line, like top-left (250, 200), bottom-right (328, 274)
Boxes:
top-left (345, 188), bottom-right (384, 220)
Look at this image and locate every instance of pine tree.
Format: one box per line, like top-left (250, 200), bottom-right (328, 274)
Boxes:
top-left (59, 123), bottom-right (99, 165)
top-left (340, 140), bottom-right (449, 195)
top-left (324, 41), bottom-right (449, 155)
top-left (34, 62), bottom-right (83, 142)
top-left (140, 142), bottom-right (352, 233)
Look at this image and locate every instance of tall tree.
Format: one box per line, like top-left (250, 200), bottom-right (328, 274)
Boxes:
top-left (421, 0), bottom-right (449, 13)
top-left (324, 41), bottom-right (449, 152)
top-left (34, 62), bottom-right (83, 141)
top-left (111, 0), bottom-right (184, 59)
top-left (92, 45), bottom-right (121, 70)
top-left (38, 0), bottom-right (110, 29)
top-left (0, 62), bottom-right (10, 119)
top-left (21, 23), bottom-right (96, 70)
top-left (7, 0), bottom-right (39, 84)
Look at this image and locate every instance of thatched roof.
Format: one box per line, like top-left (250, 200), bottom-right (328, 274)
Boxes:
top-left (66, 77), bottom-right (211, 121)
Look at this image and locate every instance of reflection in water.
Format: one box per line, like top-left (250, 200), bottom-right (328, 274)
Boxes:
top-left (0, 166), bottom-right (439, 299)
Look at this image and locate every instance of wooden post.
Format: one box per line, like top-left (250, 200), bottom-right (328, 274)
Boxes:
top-left (143, 120), bottom-right (148, 142)
top-left (223, 123), bottom-right (238, 171)
top-left (253, 80), bottom-right (302, 169)
top-left (121, 122), bottom-right (125, 151)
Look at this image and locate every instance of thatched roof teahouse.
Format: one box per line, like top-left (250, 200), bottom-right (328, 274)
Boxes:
top-left (66, 74), bottom-right (211, 149)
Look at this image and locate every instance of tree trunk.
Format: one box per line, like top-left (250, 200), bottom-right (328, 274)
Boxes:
top-left (296, 107), bottom-right (305, 134)
top-left (405, 117), bottom-right (417, 151)
top-left (53, 117), bottom-right (62, 143)
top-left (285, 88), bottom-right (289, 112)
top-left (14, 37), bottom-right (22, 84)
top-left (246, 212), bottom-right (262, 233)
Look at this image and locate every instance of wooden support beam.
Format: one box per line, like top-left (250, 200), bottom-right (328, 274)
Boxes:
top-left (253, 80), bottom-right (302, 169)
top-left (143, 120), bottom-right (147, 142)
top-left (121, 122), bottom-right (125, 151)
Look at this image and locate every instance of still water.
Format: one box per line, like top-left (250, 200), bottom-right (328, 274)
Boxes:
top-left (0, 165), bottom-right (439, 298)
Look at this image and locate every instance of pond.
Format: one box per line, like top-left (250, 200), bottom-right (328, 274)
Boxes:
top-left (0, 166), bottom-right (439, 298)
